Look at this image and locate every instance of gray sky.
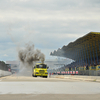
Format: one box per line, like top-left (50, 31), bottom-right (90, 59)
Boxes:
top-left (0, 0), bottom-right (100, 61)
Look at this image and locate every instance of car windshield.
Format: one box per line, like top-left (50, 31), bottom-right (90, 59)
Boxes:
top-left (36, 64), bottom-right (47, 68)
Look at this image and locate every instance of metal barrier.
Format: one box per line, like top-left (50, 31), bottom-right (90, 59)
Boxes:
top-left (51, 70), bottom-right (100, 76)
top-left (0, 70), bottom-right (12, 77)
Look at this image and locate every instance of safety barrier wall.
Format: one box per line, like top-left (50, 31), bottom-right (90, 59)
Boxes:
top-left (51, 70), bottom-right (100, 76)
top-left (0, 70), bottom-right (12, 77)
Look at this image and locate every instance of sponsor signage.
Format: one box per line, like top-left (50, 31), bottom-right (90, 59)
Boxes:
top-left (76, 71), bottom-right (78, 74)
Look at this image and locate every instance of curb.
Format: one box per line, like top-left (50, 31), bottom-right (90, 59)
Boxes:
top-left (51, 75), bottom-right (100, 82)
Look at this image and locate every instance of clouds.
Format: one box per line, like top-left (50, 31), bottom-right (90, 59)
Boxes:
top-left (0, 0), bottom-right (100, 24)
top-left (0, 0), bottom-right (100, 61)
top-left (3, 54), bottom-right (8, 57)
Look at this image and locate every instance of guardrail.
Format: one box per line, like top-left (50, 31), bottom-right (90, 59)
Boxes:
top-left (0, 70), bottom-right (12, 77)
top-left (49, 70), bottom-right (100, 76)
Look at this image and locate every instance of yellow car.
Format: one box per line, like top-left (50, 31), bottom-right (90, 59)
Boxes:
top-left (32, 63), bottom-right (48, 78)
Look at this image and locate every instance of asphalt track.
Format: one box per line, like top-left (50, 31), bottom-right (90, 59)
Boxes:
top-left (0, 74), bottom-right (100, 100)
top-left (0, 68), bottom-right (100, 100)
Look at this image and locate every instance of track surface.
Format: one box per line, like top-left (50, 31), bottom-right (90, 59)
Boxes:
top-left (0, 74), bottom-right (100, 100)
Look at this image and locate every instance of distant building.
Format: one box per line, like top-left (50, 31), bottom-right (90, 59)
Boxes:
top-left (6, 61), bottom-right (19, 72)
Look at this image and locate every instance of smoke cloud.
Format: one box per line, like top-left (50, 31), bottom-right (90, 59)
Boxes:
top-left (18, 43), bottom-right (45, 68)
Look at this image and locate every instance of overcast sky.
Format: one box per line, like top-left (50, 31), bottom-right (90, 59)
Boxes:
top-left (0, 0), bottom-right (100, 61)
